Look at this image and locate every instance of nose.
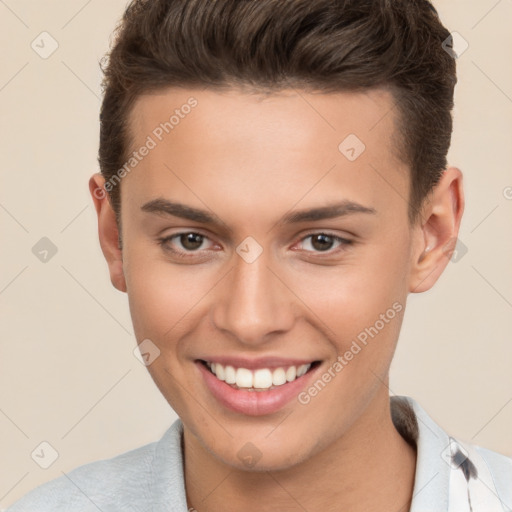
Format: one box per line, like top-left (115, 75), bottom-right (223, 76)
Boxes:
top-left (210, 246), bottom-right (296, 346)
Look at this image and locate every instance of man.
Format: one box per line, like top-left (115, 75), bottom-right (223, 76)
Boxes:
top-left (7, 0), bottom-right (511, 511)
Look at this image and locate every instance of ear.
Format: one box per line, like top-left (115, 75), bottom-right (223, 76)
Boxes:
top-left (89, 173), bottom-right (127, 293)
top-left (408, 167), bottom-right (465, 293)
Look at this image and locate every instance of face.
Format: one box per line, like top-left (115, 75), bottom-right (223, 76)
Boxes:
top-left (114, 86), bottom-right (419, 470)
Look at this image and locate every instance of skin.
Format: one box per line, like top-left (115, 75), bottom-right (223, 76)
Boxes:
top-left (89, 86), bottom-right (464, 512)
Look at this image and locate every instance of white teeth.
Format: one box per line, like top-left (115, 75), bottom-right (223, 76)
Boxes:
top-left (224, 365), bottom-right (236, 384)
top-left (253, 369), bottom-right (273, 388)
top-left (207, 361), bottom-right (313, 389)
top-left (215, 364), bottom-right (225, 381)
top-left (297, 364), bottom-right (309, 377)
top-left (236, 368), bottom-right (253, 388)
top-left (285, 366), bottom-right (297, 382)
top-left (272, 367), bottom-right (287, 386)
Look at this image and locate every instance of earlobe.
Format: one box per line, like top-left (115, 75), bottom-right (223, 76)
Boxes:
top-left (408, 167), bottom-right (465, 293)
top-left (89, 173), bottom-right (127, 293)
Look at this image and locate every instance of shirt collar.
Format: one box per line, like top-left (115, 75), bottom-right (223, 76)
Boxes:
top-left (391, 395), bottom-right (452, 511)
top-left (149, 395), bottom-right (472, 511)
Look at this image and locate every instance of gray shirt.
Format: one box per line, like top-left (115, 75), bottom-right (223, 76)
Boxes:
top-left (5, 396), bottom-right (512, 511)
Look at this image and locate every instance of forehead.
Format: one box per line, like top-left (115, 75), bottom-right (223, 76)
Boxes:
top-left (122, 86), bottom-right (408, 227)
top-left (128, 86), bottom-right (399, 155)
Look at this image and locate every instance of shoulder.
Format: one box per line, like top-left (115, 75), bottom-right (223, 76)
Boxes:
top-left (469, 443), bottom-right (512, 500)
top-left (5, 443), bottom-right (156, 512)
top-left (473, 443), bottom-right (512, 471)
top-left (4, 423), bottom-right (181, 512)
top-left (396, 395), bottom-right (512, 509)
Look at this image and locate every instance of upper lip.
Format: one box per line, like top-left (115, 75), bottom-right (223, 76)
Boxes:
top-left (197, 356), bottom-right (319, 370)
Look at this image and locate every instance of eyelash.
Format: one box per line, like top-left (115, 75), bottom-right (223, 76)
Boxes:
top-left (157, 231), bottom-right (353, 259)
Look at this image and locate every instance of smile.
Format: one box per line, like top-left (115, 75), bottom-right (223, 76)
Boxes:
top-left (196, 359), bottom-right (322, 415)
top-left (204, 361), bottom-right (314, 391)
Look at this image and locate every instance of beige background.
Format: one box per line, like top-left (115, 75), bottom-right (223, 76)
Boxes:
top-left (1, 0), bottom-right (511, 507)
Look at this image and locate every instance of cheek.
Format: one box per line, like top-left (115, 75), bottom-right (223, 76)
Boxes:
top-left (291, 250), bottom-right (407, 339)
top-left (123, 251), bottom-right (207, 414)
top-left (288, 240), bottom-right (409, 391)
top-left (123, 243), bottom-right (208, 340)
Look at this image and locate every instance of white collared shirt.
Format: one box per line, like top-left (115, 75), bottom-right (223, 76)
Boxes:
top-left (5, 395), bottom-right (512, 511)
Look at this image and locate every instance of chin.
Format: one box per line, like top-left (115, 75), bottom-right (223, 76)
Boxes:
top-left (200, 425), bottom-right (318, 472)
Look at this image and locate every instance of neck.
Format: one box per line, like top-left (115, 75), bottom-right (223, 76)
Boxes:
top-left (183, 392), bottom-right (417, 512)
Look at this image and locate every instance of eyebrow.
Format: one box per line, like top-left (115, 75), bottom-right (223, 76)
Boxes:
top-left (141, 198), bottom-right (377, 227)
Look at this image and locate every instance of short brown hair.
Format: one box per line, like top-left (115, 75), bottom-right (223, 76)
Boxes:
top-left (98, 0), bottom-right (456, 224)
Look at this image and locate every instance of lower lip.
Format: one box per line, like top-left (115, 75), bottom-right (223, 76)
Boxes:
top-left (196, 361), bottom-right (319, 416)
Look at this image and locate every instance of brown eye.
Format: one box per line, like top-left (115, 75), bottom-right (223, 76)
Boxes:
top-left (158, 232), bottom-right (213, 258)
top-left (298, 232), bottom-right (353, 255)
top-left (179, 233), bottom-right (204, 251)
top-left (310, 234), bottom-right (335, 251)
